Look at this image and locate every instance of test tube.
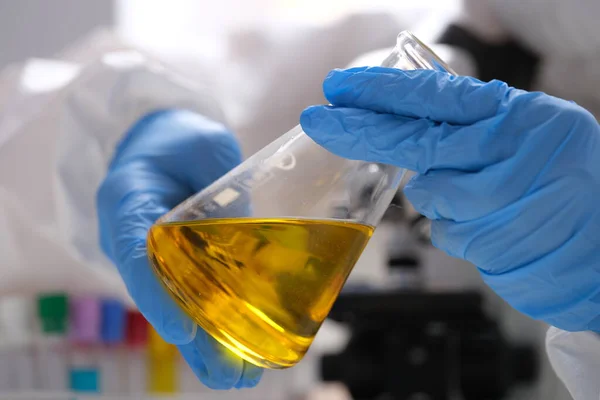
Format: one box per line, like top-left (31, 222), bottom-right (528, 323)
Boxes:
top-left (36, 293), bottom-right (69, 392)
top-left (99, 298), bottom-right (126, 394)
top-left (147, 325), bottom-right (178, 394)
top-left (68, 297), bottom-right (100, 393)
top-left (0, 296), bottom-right (36, 391)
top-left (124, 310), bottom-right (148, 395)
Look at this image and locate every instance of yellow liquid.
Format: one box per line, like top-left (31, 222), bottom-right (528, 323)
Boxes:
top-left (147, 217), bottom-right (373, 368)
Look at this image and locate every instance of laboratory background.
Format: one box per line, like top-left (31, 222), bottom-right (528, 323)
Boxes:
top-left (0, 0), bottom-right (593, 399)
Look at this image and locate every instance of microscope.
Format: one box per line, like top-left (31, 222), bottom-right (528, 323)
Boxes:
top-left (322, 182), bottom-right (538, 400)
top-left (320, 285), bottom-right (537, 400)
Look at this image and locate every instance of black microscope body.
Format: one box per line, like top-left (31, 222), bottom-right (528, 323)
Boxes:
top-left (321, 288), bottom-right (537, 400)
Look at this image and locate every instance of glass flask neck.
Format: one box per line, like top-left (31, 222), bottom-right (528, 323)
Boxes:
top-left (382, 31), bottom-right (457, 73)
top-left (159, 31), bottom-right (456, 229)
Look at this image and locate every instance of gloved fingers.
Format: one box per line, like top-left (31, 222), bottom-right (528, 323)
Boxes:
top-left (429, 179), bottom-right (589, 273)
top-left (235, 361), bottom-right (264, 389)
top-left (401, 107), bottom-right (587, 221)
top-left (98, 111), bottom-right (244, 344)
top-left (97, 165), bottom-right (197, 344)
top-left (430, 217), bottom-right (525, 265)
top-left (110, 109), bottom-right (243, 194)
top-left (320, 67), bottom-right (513, 124)
top-left (97, 109), bottom-right (258, 387)
top-left (178, 329), bottom-right (263, 390)
top-left (124, 255), bottom-right (198, 345)
top-left (432, 214), bottom-right (600, 332)
top-left (403, 165), bottom-right (528, 221)
top-left (301, 106), bottom-right (514, 175)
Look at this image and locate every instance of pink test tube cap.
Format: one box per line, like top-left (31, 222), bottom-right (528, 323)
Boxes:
top-left (69, 296), bottom-right (101, 345)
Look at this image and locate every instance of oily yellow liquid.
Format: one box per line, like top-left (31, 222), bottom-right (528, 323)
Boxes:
top-left (147, 217), bottom-right (373, 369)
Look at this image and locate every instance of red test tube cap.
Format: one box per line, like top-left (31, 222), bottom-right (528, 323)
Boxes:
top-left (125, 310), bottom-right (148, 348)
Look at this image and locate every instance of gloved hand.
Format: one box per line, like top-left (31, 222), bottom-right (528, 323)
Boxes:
top-left (301, 67), bottom-right (600, 332)
top-left (97, 109), bottom-right (263, 389)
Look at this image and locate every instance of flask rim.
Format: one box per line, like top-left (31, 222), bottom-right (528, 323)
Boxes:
top-left (395, 30), bottom-right (457, 74)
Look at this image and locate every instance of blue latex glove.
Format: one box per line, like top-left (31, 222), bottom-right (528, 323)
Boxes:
top-left (301, 67), bottom-right (600, 332)
top-left (97, 109), bottom-right (263, 389)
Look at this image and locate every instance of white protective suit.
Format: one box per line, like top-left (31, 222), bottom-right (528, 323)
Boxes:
top-left (1, 0), bottom-right (599, 398)
top-left (0, 31), bottom-right (226, 303)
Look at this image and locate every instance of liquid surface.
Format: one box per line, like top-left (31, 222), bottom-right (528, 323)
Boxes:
top-left (147, 217), bottom-right (373, 368)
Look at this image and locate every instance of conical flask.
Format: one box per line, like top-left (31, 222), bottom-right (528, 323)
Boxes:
top-left (147, 31), bottom-right (456, 369)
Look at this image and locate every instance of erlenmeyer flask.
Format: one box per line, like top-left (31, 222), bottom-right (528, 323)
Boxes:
top-left (147, 31), bottom-right (456, 369)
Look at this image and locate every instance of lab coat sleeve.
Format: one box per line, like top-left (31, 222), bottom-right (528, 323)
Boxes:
top-left (0, 31), bottom-right (226, 302)
top-left (546, 327), bottom-right (600, 399)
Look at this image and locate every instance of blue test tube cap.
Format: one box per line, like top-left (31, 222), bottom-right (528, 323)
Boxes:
top-left (100, 299), bottom-right (126, 345)
top-left (70, 369), bottom-right (99, 393)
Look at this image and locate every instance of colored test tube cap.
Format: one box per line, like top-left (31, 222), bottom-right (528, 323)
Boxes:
top-left (70, 297), bottom-right (101, 344)
top-left (70, 369), bottom-right (99, 393)
top-left (100, 299), bottom-right (126, 345)
top-left (125, 310), bottom-right (148, 347)
top-left (148, 325), bottom-right (177, 357)
top-left (37, 293), bottom-right (68, 334)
